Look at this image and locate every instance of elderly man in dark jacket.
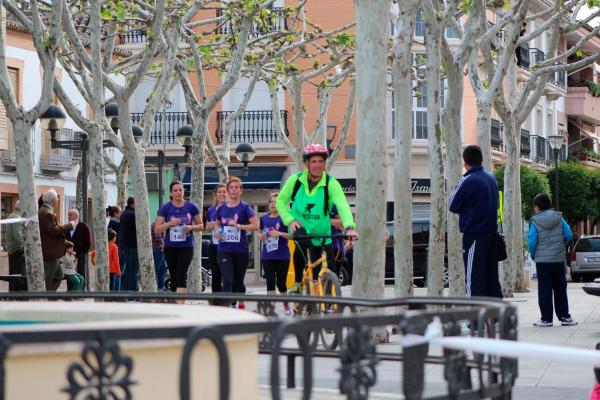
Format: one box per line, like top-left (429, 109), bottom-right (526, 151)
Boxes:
top-left (39, 189), bottom-right (75, 291)
top-left (68, 208), bottom-right (91, 286)
top-left (528, 193), bottom-right (576, 327)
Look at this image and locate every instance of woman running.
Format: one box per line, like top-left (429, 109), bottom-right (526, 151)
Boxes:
top-left (205, 184), bottom-right (227, 293)
top-left (214, 176), bottom-right (259, 309)
top-left (259, 192), bottom-right (291, 315)
top-left (155, 181), bottom-right (203, 294)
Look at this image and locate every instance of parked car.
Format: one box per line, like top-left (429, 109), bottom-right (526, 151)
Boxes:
top-left (570, 235), bottom-right (600, 282)
top-left (340, 219), bottom-right (448, 287)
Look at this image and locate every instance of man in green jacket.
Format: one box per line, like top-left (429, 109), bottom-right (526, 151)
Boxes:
top-left (276, 144), bottom-right (357, 292)
top-left (5, 201), bottom-right (26, 291)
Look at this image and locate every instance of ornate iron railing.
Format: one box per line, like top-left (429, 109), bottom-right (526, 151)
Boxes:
top-left (120, 19), bottom-right (148, 44)
top-left (216, 7), bottom-right (287, 37)
top-left (215, 110), bottom-right (289, 144)
top-left (130, 112), bottom-right (190, 145)
top-left (516, 44), bottom-right (530, 68)
top-left (531, 135), bottom-right (551, 165)
top-left (530, 47), bottom-right (545, 64)
top-left (0, 292), bottom-right (518, 400)
top-left (491, 118), bottom-right (503, 150)
top-left (521, 128), bottom-right (531, 158)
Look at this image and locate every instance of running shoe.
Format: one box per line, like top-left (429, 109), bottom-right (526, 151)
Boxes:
top-left (560, 317), bottom-right (578, 326)
top-left (288, 282), bottom-right (302, 294)
top-left (283, 302), bottom-right (292, 316)
top-left (533, 319), bottom-right (553, 327)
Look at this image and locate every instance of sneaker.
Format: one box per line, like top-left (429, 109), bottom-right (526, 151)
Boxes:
top-left (533, 319), bottom-right (553, 327)
top-left (238, 303), bottom-right (246, 311)
top-left (288, 283), bottom-right (302, 294)
top-left (560, 317), bottom-right (578, 326)
top-left (283, 303), bottom-right (292, 316)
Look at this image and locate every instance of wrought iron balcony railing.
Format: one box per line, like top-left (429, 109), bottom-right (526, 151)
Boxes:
top-left (216, 7), bottom-right (287, 37)
top-left (130, 112), bottom-right (190, 145)
top-left (520, 129), bottom-right (531, 158)
top-left (491, 118), bottom-right (503, 150)
top-left (120, 19), bottom-right (148, 44)
top-left (215, 110), bottom-right (289, 144)
top-left (530, 48), bottom-right (545, 64)
top-left (516, 44), bottom-right (530, 69)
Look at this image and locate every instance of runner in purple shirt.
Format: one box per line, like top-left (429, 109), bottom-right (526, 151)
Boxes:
top-left (259, 193), bottom-right (291, 315)
top-left (205, 184), bottom-right (227, 293)
top-left (154, 181), bottom-right (203, 295)
top-left (214, 177), bottom-right (259, 309)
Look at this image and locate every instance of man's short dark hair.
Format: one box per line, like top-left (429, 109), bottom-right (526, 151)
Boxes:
top-left (462, 145), bottom-right (483, 167)
top-left (127, 196), bottom-right (135, 207)
top-left (533, 193), bottom-right (552, 210)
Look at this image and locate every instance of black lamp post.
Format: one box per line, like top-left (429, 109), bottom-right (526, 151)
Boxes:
top-left (547, 134), bottom-right (564, 211)
top-left (234, 142), bottom-right (256, 176)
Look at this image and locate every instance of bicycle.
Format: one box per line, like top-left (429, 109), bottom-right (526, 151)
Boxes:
top-left (290, 233), bottom-right (350, 349)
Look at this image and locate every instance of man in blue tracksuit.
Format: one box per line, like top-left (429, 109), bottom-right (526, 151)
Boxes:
top-left (448, 145), bottom-right (502, 298)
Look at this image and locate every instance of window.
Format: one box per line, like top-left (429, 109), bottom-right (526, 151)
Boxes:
top-left (546, 112), bottom-right (554, 137)
top-left (415, 9), bottom-right (426, 37)
top-left (445, 26), bottom-right (460, 39)
top-left (414, 111), bottom-right (428, 139)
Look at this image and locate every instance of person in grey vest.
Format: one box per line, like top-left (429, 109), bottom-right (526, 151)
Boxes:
top-left (528, 193), bottom-right (576, 327)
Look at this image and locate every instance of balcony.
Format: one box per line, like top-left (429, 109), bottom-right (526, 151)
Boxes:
top-left (529, 135), bottom-right (551, 165)
top-left (216, 7), bottom-right (287, 37)
top-left (39, 154), bottom-right (73, 173)
top-left (120, 19), bottom-right (148, 45)
top-left (0, 149), bottom-right (16, 170)
top-left (566, 85), bottom-right (600, 125)
top-left (491, 119), bottom-right (503, 151)
top-left (130, 112), bottom-right (190, 145)
top-left (520, 129), bottom-right (531, 159)
top-left (215, 110), bottom-right (289, 144)
top-left (516, 44), bottom-right (530, 69)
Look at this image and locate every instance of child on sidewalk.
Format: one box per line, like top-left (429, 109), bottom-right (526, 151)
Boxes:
top-left (60, 240), bottom-right (84, 291)
top-left (108, 229), bottom-right (121, 291)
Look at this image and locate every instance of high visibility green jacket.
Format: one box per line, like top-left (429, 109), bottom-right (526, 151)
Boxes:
top-left (275, 170), bottom-right (355, 246)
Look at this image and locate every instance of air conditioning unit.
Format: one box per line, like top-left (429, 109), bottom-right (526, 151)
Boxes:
top-left (146, 172), bottom-right (159, 191)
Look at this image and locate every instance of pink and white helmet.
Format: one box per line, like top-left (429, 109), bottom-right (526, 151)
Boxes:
top-left (303, 143), bottom-right (329, 161)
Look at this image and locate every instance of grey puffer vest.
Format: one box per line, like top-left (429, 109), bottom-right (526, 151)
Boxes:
top-left (531, 209), bottom-right (565, 263)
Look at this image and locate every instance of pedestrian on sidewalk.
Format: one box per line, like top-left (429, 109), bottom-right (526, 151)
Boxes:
top-left (528, 193), bottom-right (577, 327)
top-left (448, 145), bottom-right (503, 298)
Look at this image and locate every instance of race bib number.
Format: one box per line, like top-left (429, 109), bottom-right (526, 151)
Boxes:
top-left (265, 237), bottom-right (279, 252)
top-left (170, 225), bottom-right (186, 242)
top-left (222, 226), bottom-right (241, 242)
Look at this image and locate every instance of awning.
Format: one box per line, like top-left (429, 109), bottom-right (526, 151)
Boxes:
top-left (182, 166), bottom-right (286, 190)
top-left (570, 119), bottom-right (595, 139)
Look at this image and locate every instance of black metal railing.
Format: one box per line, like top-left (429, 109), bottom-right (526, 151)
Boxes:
top-left (130, 112), bottom-right (190, 145)
top-left (530, 47), bottom-right (545, 64)
top-left (0, 292), bottom-right (518, 400)
top-left (215, 110), bottom-right (289, 144)
top-left (520, 128), bottom-right (531, 158)
top-left (491, 118), bottom-right (503, 150)
top-left (516, 44), bottom-right (530, 68)
top-left (531, 135), bottom-right (551, 165)
top-left (216, 7), bottom-right (287, 37)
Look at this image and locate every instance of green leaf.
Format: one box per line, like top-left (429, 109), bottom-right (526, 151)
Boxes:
top-left (575, 49), bottom-right (584, 58)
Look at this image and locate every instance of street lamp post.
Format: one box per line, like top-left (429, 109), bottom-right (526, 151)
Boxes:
top-left (547, 134), bottom-right (565, 211)
top-left (41, 104), bottom-right (139, 291)
top-left (234, 142), bottom-right (256, 176)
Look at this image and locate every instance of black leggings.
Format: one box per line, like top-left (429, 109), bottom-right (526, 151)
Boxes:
top-left (208, 244), bottom-right (222, 293)
top-left (164, 246), bottom-right (194, 291)
top-left (262, 259), bottom-right (289, 293)
top-left (218, 251), bottom-right (249, 293)
top-left (292, 242), bottom-right (335, 283)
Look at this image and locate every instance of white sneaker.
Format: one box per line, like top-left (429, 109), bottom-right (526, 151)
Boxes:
top-left (283, 303), bottom-right (292, 316)
top-left (533, 319), bottom-right (553, 327)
